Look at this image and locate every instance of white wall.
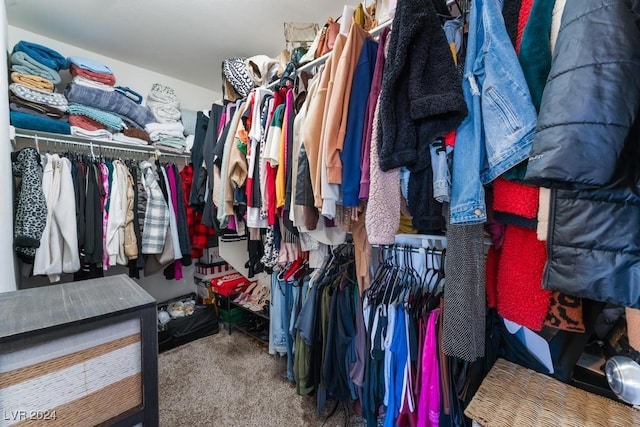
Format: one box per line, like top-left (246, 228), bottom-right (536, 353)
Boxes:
top-left (8, 25), bottom-right (220, 110)
top-left (0, 4), bottom-right (16, 292)
top-left (219, 240), bottom-right (270, 288)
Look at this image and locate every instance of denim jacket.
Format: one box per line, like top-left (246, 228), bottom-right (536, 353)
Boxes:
top-left (450, 0), bottom-right (537, 225)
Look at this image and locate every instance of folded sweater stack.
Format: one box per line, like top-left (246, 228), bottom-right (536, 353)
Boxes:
top-left (8, 41), bottom-right (72, 134)
top-left (145, 83), bottom-right (187, 152)
top-left (10, 41), bottom-right (68, 87)
top-left (69, 56), bottom-right (116, 91)
top-left (65, 83), bottom-right (156, 134)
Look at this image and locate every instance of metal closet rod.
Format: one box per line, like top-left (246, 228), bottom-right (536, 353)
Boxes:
top-left (12, 129), bottom-right (190, 159)
top-left (266, 18), bottom-right (394, 91)
top-left (372, 244), bottom-right (444, 255)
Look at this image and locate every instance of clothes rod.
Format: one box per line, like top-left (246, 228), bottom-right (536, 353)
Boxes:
top-left (371, 244), bottom-right (444, 255)
top-left (12, 128), bottom-right (190, 159)
top-left (265, 18), bottom-right (394, 91)
top-left (16, 135), bottom-right (159, 157)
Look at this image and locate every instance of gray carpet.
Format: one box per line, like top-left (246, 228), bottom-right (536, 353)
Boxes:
top-left (158, 330), bottom-right (364, 426)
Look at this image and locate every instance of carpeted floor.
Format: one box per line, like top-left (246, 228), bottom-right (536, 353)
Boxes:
top-left (158, 329), bottom-right (363, 426)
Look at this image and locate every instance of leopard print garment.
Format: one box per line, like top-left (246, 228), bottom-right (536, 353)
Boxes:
top-left (544, 292), bottom-right (585, 333)
top-left (12, 148), bottom-right (47, 262)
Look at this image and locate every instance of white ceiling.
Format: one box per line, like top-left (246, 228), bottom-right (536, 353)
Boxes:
top-left (5, 0), bottom-right (349, 91)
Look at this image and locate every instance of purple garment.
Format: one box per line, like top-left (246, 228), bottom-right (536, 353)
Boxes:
top-left (167, 165), bottom-right (183, 280)
top-left (359, 27), bottom-right (391, 201)
top-left (65, 83), bottom-right (155, 128)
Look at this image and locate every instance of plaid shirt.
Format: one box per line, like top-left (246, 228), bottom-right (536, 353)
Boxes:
top-left (180, 165), bottom-right (215, 259)
top-left (140, 161), bottom-right (169, 254)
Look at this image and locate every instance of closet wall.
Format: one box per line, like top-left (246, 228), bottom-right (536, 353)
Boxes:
top-left (2, 18), bottom-right (222, 301)
top-left (0, 6), bottom-right (14, 293)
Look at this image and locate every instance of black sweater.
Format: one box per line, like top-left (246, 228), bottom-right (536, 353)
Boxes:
top-left (378, 0), bottom-right (467, 173)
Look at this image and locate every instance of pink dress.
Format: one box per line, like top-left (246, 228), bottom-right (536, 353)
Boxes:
top-left (417, 308), bottom-right (441, 427)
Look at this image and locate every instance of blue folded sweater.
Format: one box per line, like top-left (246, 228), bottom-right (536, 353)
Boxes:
top-left (68, 56), bottom-right (112, 74)
top-left (10, 111), bottom-right (71, 135)
top-left (65, 83), bottom-right (155, 128)
top-left (13, 40), bottom-right (68, 71)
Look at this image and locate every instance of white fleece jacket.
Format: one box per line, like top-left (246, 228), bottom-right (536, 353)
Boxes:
top-left (33, 155), bottom-right (80, 281)
top-left (106, 161), bottom-right (122, 266)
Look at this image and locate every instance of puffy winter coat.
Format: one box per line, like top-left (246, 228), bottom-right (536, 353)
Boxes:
top-left (525, 0), bottom-right (640, 188)
top-left (534, 0), bottom-right (640, 307)
top-left (547, 182), bottom-right (640, 307)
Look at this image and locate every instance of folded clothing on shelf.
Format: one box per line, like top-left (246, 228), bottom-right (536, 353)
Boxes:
top-left (68, 55), bottom-right (113, 74)
top-left (70, 64), bottom-right (116, 86)
top-left (156, 136), bottom-right (187, 150)
top-left (72, 76), bottom-right (115, 92)
top-left (10, 94), bottom-right (66, 119)
top-left (10, 83), bottom-right (68, 110)
top-left (10, 72), bottom-right (54, 92)
top-left (10, 51), bottom-right (62, 85)
top-left (13, 40), bottom-right (68, 71)
top-left (153, 140), bottom-right (187, 154)
top-left (67, 104), bottom-right (124, 131)
top-left (68, 114), bottom-right (106, 131)
top-left (70, 126), bottom-right (113, 140)
top-left (123, 127), bottom-right (152, 143)
top-left (10, 111), bottom-right (71, 135)
top-left (147, 83), bottom-right (180, 107)
top-left (113, 132), bottom-right (150, 146)
top-left (65, 82), bottom-right (155, 128)
top-left (145, 121), bottom-right (185, 141)
top-left (148, 103), bottom-right (181, 123)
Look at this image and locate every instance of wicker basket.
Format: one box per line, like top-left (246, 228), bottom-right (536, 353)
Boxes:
top-left (465, 358), bottom-right (640, 427)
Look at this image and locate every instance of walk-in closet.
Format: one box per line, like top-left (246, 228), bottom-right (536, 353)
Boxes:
top-left (2, 0), bottom-right (640, 426)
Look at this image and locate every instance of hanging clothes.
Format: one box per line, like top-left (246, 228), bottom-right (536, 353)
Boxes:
top-left (33, 154), bottom-right (80, 282)
top-left (140, 160), bottom-right (170, 254)
top-left (12, 147), bottom-right (47, 263)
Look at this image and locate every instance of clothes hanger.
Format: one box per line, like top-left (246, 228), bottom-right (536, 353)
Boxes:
top-left (434, 248), bottom-right (446, 297)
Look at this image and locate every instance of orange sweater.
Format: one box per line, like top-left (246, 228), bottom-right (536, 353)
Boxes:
top-left (325, 23), bottom-right (369, 185)
top-left (303, 34), bottom-right (347, 209)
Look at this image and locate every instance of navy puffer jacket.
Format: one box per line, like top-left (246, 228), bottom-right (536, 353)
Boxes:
top-left (524, 0), bottom-right (640, 188)
top-left (531, 0), bottom-right (640, 308)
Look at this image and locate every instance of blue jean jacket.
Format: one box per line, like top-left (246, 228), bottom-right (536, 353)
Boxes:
top-left (450, 0), bottom-right (537, 225)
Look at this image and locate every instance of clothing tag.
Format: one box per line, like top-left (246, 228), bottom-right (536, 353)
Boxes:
top-left (468, 74), bottom-right (480, 96)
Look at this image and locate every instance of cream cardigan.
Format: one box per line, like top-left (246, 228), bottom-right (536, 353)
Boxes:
top-left (33, 154), bottom-right (80, 281)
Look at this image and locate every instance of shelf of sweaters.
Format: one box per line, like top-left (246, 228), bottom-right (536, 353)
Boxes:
top-left (8, 91), bottom-right (192, 155)
top-left (12, 127), bottom-right (190, 160)
top-left (8, 39), bottom-right (193, 154)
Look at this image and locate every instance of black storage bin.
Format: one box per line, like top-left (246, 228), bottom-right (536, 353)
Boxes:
top-left (157, 293), bottom-right (219, 352)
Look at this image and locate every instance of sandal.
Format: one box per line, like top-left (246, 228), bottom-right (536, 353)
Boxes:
top-left (241, 284), bottom-right (268, 309)
top-left (233, 281), bottom-right (259, 304)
